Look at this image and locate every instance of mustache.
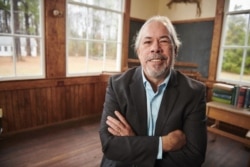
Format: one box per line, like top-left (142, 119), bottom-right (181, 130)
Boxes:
top-left (146, 54), bottom-right (167, 61)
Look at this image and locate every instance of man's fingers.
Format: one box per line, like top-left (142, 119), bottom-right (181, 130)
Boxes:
top-left (106, 117), bottom-right (120, 130)
top-left (106, 115), bottom-right (125, 135)
top-left (106, 111), bottom-right (135, 136)
top-left (114, 111), bottom-right (128, 127)
top-left (107, 115), bottom-right (120, 126)
top-left (107, 111), bottom-right (127, 129)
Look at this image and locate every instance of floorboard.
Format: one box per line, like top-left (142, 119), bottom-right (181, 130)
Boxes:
top-left (0, 118), bottom-right (249, 167)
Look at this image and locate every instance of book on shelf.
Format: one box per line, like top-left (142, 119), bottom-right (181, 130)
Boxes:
top-left (212, 92), bottom-right (232, 100)
top-left (212, 83), bottom-right (234, 105)
top-left (211, 83), bottom-right (250, 109)
top-left (231, 85), bottom-right (240, 106)
top-left (212, 96), bottom-right (231, 104)
top-left (213, 88), bottom-right (233, 95)
top-left (243, 87), bottom-right (250, 109)
top-left (213, 83), bottom-right (234, 92)
top-left (236, 86), bottom-right (247, 108)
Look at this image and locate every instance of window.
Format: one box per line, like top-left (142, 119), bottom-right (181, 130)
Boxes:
top-left (66, 0), bottom-right (124, 76)
top-left (217, 0), bottom-right (250, 85)
top-left (0, 0), bottom-right (44, 81)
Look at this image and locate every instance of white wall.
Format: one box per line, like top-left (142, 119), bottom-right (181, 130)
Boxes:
top-left (130, 0), bottom-right (217, 21)
top-left (158, 0), bottom-right (217, 21)
top-left (130, 0), bottom-right (159, 20)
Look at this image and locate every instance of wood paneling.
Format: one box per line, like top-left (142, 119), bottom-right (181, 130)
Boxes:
top-left (45, 0), bottom-right (66, 78)
top-left (208, 0), bottom-right (225, 81)
top-left (0, 76), bottom-right (109, 134)
top-left (121, 0), bottom-right (131, 71)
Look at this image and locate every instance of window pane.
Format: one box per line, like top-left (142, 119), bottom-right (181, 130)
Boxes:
top-left (0, 0), bottom-right (11, 33)
top-left (88, 8), bottom-right (105, 40)
top-left (225, 14), bottom-right (248, 46)
top-left (67, 4), bottom-right (87, 39)
top-left (105, 12), bottom-right (120, 41)
top-left (67, 39), bottom-right (86, 74)
top-left (228, 0), bottom-right (250, 12)
top-left (0, 36), bottom-right (42, 77)
top-left (103, 42), bottom-right (118, 71)
top-left (15, 37), bottom-right (42, 76)
top-left (88, 41), bottom-right (103, 73)
top-left (221, 48), bottom-right (243, 80)
top-left (14, 0), bottom-right (41, 35)
top-left (242, 49), bottom-right (250, 82)
top-left (0, 36), bottom-right (14, 76)
top-left (248, 16), bottom-right (250, 46)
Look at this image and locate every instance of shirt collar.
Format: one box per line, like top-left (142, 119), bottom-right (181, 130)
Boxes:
top-left (142, 69), bottom-right (171, 88)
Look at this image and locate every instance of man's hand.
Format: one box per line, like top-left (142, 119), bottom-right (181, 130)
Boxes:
top-left (162, 130), bottom-right (186, 152)
top-left (106, 111), bottom-right (135, 136)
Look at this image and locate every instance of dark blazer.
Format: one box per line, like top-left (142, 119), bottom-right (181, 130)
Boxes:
top-left (99, 66), bottom-right (207, 167)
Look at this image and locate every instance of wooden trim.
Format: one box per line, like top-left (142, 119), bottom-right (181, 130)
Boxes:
top-left (128, 58), bottom-right (198, 68)
top-left (127, 58), bottom-right (139, 63)
top-left (44, 0), bottom-right (66, 78)
top-left (174, 62), bottom-right (198, 68)
top-left (0, 75), bottom-right (109, 91)
top-left (1, 114), bottom-right (101, 137)
top-left (130, 17), bottom-right (215, 25)
top-left (130, 17), bottom-right (146, 22)
top-left (121, 0), bottom-right (131, 71)
top-left (208, 127), bottom-right (250, 146)
top-left (208, 0), bottom-right (225, 81)
top-left (172, 17), bottom-right (215, 24)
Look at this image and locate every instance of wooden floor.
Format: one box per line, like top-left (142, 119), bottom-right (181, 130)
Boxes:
top-left (0, 117), bottom-right (249, 167)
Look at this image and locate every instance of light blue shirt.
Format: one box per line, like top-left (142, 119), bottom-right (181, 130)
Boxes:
top-left (142, 70), bottom-right (171, 159)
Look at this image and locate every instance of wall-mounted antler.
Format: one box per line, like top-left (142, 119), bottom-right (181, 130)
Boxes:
top-left (166, 0), bottom-right (202, 16)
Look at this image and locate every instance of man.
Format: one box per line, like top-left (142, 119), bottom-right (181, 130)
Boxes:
top-left (99, 15), bottom-right (207, 167)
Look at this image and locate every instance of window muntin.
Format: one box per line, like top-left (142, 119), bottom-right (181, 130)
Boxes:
top-left (0, 0), bottom-right (44, 80)
top-left (217, 0), bottom-right (250, 85)
top-left (66, 0), bottom-right (124, 76)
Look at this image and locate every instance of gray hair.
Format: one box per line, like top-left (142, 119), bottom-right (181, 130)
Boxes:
top-left (134, 15), bottom-right (181, 55)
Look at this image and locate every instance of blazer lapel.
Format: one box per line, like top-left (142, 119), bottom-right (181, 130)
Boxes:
top-left (130, 67), bottom-right (148, 135)
top-left (155, 70), bottom-right (180, 135)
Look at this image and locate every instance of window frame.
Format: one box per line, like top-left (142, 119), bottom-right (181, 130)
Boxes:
top-left (66, 0), bottom-right (125, 77)
top-left (0, 0), bottom-right (45, 81)
top-left (216, 0), bottom-right (250, 85)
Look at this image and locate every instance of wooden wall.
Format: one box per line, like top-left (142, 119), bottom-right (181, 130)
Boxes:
top-left (0, 75), bottom-right (109, 134)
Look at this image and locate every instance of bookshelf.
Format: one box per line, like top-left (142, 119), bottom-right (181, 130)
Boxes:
top-left (206, 101), bottom-right (250, 146)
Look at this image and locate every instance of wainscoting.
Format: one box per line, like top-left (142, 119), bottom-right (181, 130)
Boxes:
top-left (0, 75), bottom-right (110, 134)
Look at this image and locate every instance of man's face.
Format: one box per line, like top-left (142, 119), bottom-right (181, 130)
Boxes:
top-left (137, 21), bottom-right (174, 80)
